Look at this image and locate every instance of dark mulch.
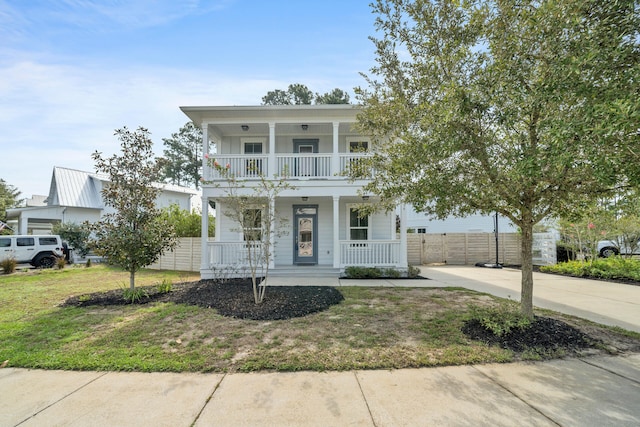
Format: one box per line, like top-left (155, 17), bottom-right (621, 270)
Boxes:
top-left (462, 316), bottom-right (597, 354)
top-left (61, 279), bottom-right (345, 321)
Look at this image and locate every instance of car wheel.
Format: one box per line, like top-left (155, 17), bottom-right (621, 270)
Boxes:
top-left (599, 247), bottom-right (619, 258)
top-left (36, 255), bottom-right (56, 268)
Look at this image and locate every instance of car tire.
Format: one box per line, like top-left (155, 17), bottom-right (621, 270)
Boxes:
top-left (35, 255), bottom-right (56, 268)
top-left (599, 247), bottom-right (619, 258)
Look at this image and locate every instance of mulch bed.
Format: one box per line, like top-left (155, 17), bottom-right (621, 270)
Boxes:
top-left (61, 279), bottom-right (345, 320)
top-left (461, 317), bottom-right (597, 354)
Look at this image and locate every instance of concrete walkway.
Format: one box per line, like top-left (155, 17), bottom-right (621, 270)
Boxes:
top-left (3, 355), bottom-right (639, 426)
top-left (3, 265), bottom-right (640, 426)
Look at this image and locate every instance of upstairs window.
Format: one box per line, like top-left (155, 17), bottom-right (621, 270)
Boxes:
top-left (349, 207), bottom-right (369, 241)
top-left (349, 140), bottom-right (369, 153)
top-left (243, 208), bottom-right (263, 241)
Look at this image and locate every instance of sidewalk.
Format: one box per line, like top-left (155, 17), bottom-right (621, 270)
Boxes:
top-left (3, 354), bottom-right (639, 426)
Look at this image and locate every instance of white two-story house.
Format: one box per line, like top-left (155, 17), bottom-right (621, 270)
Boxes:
top-left (180, 105), bottom-right (408, 279)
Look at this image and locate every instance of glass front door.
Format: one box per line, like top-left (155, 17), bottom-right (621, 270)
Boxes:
top-left (293, 206), bottom-right (318, 264)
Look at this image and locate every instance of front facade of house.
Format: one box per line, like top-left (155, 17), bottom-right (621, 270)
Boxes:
top-left (180, 105), bottom-right (408, 279)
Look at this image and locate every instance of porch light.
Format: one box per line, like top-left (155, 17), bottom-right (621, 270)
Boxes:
top-left (301, 124), bottom-right (308, 131)
top-left (241, 125), bottom-right (249, 131)
top-left (302, 196), bottom-right (308, 201)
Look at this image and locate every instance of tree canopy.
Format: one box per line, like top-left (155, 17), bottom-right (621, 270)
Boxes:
top-left (0, 179), bottom-right (21, 234)
top-left (356, 0), bottom-right (640, 317)
top-left (157, 121), bottom-right (203, 189)
top-left (262, 83), bottom-right (350, 105)
top-left (90, 127), bottom-right (177, 290)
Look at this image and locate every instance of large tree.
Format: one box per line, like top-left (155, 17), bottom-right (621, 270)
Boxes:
top-left (90, 127), bottom-right (177, 290)
top-left (262, 83), bottom-right (351, 105)
top-left (157, 121), bottom-right (203, 189)
top-left (355, 0), bottom-right (640, 317)
top-left (0, 179), bottom-right (21, 234)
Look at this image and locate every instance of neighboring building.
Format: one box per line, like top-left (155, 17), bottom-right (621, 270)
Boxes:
top-left (405, 211), bottom-right (518, 234)
top-left (6, 166), bottom-right (200, 235)
top-left (180, 105), bottom-right (408, 279)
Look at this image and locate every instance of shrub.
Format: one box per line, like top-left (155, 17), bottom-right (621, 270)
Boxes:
top-left (55, 257), bottom-right (66, 270)
top-left (541, 257), bottom-right (640, 282)
top-left (85, 258), bottom-right (92, 268)
top-left (468, 302), bottom-right (532, 337)
top-left (344, 266), bottom-right (382, 278)
top-left (408, 265), bottom-right (421, 278)
top-left (384, 268), bottom-right (401, 278)
top-left (156, 278), bottom-right (173, 293)
top-left (1, 257), bottom-right (17, 274)
top-left (122, 286), bottom-right (148, 304)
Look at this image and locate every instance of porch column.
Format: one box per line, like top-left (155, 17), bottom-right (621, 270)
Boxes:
top-left (333, 195), bottom-right (340, 268)
top-left (399, 203), bottom-right (408, 268)
top-left (331, 122), bottom-right (340, 178)
top-left (268, 197), bottom-right (276, 269)
top-left (200, 124), bottom-right (210, 276)
top-left (268, 122), bottom-right (276, 176)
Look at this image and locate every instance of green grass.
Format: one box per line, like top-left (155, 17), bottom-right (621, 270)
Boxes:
top-left (0, 265), bottom-right (634, 373)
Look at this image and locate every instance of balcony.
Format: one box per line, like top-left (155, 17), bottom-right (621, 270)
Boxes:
top-left (204, 153), bottom-right (372, 181)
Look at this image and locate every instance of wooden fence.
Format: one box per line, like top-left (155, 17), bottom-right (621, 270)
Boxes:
top-left (407, 233), bottom-right (522, 266)
top-left (149, 233), bottom-right (525, 272)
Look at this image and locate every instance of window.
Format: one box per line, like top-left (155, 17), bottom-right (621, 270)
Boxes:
top-left (0, 238), bottom-right (10, 248)
top-left (243, 208), bottom-right (263, 241)
top-left (349, 207), bottom-right (369, 241)
top-left (417, 228), bottom-right (426, 234)
top-left (349, 140), bottom-right (369, 153)
top-left (39, 237), bottom-right (58, 245)
top-left (244, 142), bottom-right (263, 154)
top-left (16, 237), bottom-right (34, 247)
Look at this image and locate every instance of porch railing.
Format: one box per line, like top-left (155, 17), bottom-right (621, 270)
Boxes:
top-left (207, 241), bottom-right (267, 269)
top-left (339, 240), bottom-right (401, 267)
top-left (204, 153), bottom-right (373, 180)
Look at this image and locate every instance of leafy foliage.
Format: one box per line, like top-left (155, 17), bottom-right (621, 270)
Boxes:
top-left (356, 0), bottom-right (640, 317)
top-left (261, 83), bottom-right (350, 105)
top-left (0, 179), bottom-right (21, 234)
top-left (541, 257), bottom-right (640, 282)
top-left (468, 302), bottom-right (532, 338)
top-left (90, 127), bottom-right (178, 290)
top-left (53, 222), bottom-right (91, 257)
top-left (1, 257), bottom-right (17, 274)
top-left (157, 121), bottom-right (203, 189)
top-left (159, 204), bottom-right (214, 237)
top-left (344, 266), bottom-right (383, 278)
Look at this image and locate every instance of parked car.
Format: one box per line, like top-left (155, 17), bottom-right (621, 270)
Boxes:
top-left (597, 238), bottom-right (640, 258)
top-left (0, 235), bottom-right (65, 268)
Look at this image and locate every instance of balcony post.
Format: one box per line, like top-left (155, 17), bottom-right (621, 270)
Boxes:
top-left (331, 122), bottom-right (339, 178)
top-left (268, 122), bottom-right (276, 176)
top-left (200, 195), bottom-right (210, 276)
top-left (333, 195), bottom-right (340, 268)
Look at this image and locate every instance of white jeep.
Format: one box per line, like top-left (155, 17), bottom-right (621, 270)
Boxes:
top-left (0, 235), bottom-right (65, 268)
top-left (597, 238), bottom-right (640, 258)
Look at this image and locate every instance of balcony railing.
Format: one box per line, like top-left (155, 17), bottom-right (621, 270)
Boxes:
top-left (204, 153), bottom-right (372, 180)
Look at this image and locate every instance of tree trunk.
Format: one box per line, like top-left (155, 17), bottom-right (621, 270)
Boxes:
top-left (130, 270), bottom-right (135, 290)
top-left (520, 221), bottom-right (534, 319)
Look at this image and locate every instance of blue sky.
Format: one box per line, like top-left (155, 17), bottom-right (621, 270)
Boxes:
top-left (0, 0), bottom-right (377, 199)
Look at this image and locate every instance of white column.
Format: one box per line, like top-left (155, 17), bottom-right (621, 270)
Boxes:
top-left (333, 195), bottom-right (340, 268)
top-left (269, 198), bottom-right (276, 269)
top-left (268, 122), bottom-right (276, 176)
top-left (331, 122), bottom-right (340, 178)
top-left (200, 124), bottom-right (210, 276)
top-left (399, 203), bottom-right (408, 268)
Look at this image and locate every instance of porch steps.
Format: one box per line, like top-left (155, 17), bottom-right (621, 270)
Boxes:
top-left (269, 266), bottom-right (340, 278)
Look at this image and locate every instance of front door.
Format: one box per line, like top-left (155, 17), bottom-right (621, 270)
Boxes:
top-left (293, 205), bottom-right (318, 265)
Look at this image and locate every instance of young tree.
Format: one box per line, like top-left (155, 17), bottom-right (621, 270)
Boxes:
top-left (157, 121), bottom-right (203, 188)
top-left (90, 127), bottom-right (177, 290)
top-left (207, 158), bottom-right (293, 304)
top-left (356, 0), bottom-right (640, 318)
top-left (0, 179), bottom-right (21, 234)
top-left (159, 204), bottom-right (215, 237)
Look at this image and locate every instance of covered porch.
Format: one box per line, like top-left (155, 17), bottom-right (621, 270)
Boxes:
top-left (199, 195), bottom-right (408, 279)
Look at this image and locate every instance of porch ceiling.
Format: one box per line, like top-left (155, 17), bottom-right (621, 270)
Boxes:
top-left (206, 122), bottom-right (358, 138)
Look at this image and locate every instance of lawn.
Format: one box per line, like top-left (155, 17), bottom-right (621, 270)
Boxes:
top-left (1, 265), bottom-right (638, 373)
